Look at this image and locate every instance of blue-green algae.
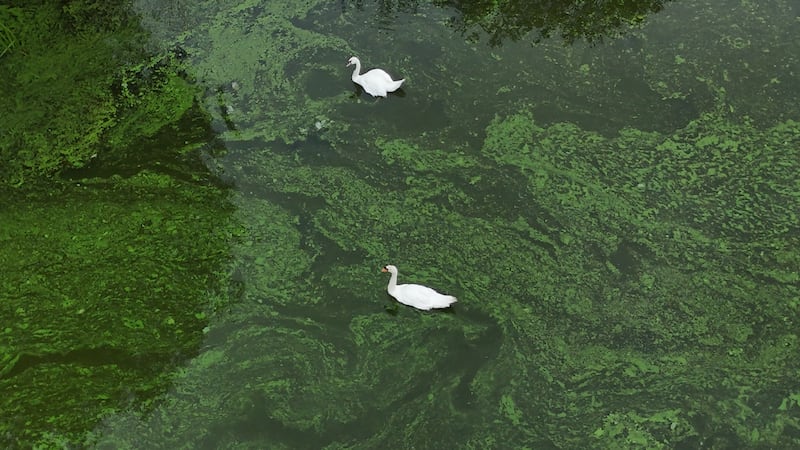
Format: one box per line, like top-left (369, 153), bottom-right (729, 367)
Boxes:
top-left (1, 0), bottom-right (799, 449)
top-left (0, 171), bottom-right (234, 447)
top-left (154, 101), bottom-right (794, 448)
top-left (0, 1), bottom-right (198, 187)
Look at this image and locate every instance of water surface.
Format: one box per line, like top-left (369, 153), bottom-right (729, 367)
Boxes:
top-left (1, 0), bottom-right (798, 448)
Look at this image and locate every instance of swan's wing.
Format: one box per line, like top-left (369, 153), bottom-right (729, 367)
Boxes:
top-left (394, 284), bottom-right (457, 310)
top-left (364, 68), bottom-right (397, 83)
top-left (361, 83), bottom-right (387, 97)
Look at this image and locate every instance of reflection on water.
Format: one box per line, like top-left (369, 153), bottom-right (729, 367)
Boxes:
top-left (1, 0), bottom-right (798, 448)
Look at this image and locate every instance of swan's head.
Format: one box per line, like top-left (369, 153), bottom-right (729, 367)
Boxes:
top-left (381, 265), bottom-right (398, 274)
top-left (346, 56), bottom-right (359, 67)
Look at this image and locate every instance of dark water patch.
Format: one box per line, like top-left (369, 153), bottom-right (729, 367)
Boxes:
top-left (335, 89), bottom-right (451, 139)
top-left (609, 325), bottom-right (662, 354)
top-left (532, 92), bottom-right (696, 137)
top-left (204, 394), bottom-right (316, 448)
top-left (303, 68), bottom-right (343, 99)
top-left (290, 2), bottom-right (341, 31)
top-left (450, 318), bottom-right (503, 411)
top-left (285, 46), bottom-right (347, 98)
top-left (61, 104), bottom-right (220, 185)
top-left (609, 239), bottom-right (651, 275)
top-left (225, 133), bottom-right (365, 174)
top-left (687, 412), bottom-right (744, 449)
top-left (291, 134), bottom-right (358, 168)
top-left (439, 0), bottom-right (672, 47)
top-left (3, 347), bottom-right (176, 380)
top-left (613, 73), bottom-right (699, 134)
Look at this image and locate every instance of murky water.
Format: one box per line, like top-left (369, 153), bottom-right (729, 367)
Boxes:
top-left (1, 0), bottom-right (798, 448)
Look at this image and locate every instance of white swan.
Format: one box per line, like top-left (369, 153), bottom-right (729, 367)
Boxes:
top-left (347, 56), bottom-right (405, 98)
top-left (381, 265), bottom-right (457, 310)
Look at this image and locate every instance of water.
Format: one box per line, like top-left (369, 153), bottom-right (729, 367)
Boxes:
top-left (1, 0), bottom-right (798, 448)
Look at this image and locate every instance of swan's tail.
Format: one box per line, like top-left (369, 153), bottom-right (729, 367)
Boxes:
top-left (438, 295), bottom-right (457, 307)
top-left (388, 78), bottom-right (405, 92)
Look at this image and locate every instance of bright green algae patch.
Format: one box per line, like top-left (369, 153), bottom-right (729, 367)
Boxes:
top-left (0, 2), bottom-right (235, 446)
top-left (476, 112), bottom-right (799, 447)
top-left (0, 171), bottom-right (234, 447)
top-left (0, 1), bottom-right (197, 187)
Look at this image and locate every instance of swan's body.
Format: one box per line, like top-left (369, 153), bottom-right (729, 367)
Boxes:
top-left (347, 57), bottom-right (405, 98)
top-left (381, 265), bottom-right (457, 310)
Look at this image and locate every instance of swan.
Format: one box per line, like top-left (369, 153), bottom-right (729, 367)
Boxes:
top-left (381, 265), bottom-right (457, 310)
top-left (347, 56), bottom-right (405, 98)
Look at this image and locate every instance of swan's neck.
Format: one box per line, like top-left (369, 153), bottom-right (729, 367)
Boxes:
top-left (387, 270), bottom-right (398, 294)
top-left (350, 60), bottom-right (362, 82)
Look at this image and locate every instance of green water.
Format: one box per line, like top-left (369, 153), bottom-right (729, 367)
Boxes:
top-left (1, 0), bottom-right (799, 448)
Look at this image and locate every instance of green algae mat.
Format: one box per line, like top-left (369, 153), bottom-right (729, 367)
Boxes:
top-left (1, 0), bottom-right (798, 448)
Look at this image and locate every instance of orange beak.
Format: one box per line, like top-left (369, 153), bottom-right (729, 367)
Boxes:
top-left (381, 267), bottom-right (388, 273)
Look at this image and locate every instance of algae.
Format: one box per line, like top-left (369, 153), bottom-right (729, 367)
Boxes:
top-left (0, 1), bottom-right (199, 187)
top-left (0, 170), bottom-right (234, 447)
top-left (0, 6), bottom-right (21, 58)
top-left (1, 0), bottom-right (799, 448)
top-left (189, 102), bottom-right (795, 448)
